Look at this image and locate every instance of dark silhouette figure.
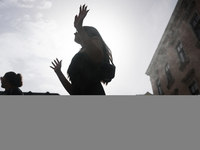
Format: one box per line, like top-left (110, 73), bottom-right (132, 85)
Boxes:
top-left (50, 4), bottom-right (115, 95)
top-left (0, 71), bottom-right (23, 95)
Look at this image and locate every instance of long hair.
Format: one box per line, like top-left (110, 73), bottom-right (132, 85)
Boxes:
top-left (83, 26), bottom-right (113, 65)
top-left (83, 26), bottom-right (114, 85)
top-left (4, 71), bottom-right (23, 87)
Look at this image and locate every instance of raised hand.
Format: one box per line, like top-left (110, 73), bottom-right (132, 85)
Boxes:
top-left (74, 4), bottom-right (89, 31)
top-left (50, 58), bottom-right (62, 73)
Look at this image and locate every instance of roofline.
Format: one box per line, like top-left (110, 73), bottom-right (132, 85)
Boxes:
top-left (145, 0), bottom-right (183, 76)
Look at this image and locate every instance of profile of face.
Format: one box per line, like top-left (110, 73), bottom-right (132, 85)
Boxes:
top-left (0, 76), bottom-right (7, 88)
top-left (74, 32), bottom-right (82, 44)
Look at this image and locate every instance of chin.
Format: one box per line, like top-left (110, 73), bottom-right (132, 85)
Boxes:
top-left (75, 36), bottom-right (81, 44)
top-left (74, 38), bottom-right (78, 43)
top-left (75, 39), bottom-right (81, 44)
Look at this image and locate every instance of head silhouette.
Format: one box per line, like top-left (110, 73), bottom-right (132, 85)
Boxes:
top-left (1, 71), bottom-right (23, 88)
top-left (83, 26), bottom-right (113, 64)
top-left (83, 26), bottom-right (101, 38)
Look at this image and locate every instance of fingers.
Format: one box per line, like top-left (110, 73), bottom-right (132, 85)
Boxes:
top-left (75, 4), bottom-right (89, 23)
top-left (50, 66), bottom-right (54, 69)
top-left (53, 58), bottom-right (60, 65)
top-left (85, 5), bottom-right (88, 11)
top-left (79, 4), bottom-right (86, 11)
top-left (75, 5), bottom-right (89, 29)
top-left (79, 4), bottom-right (89, 13)
top-left (82, 4), bottom-right (86, 10)
top-left (50, 58), bottom-right (62, 69)
top-left (79, 5), bottom-right (81, 15)
top-left (54, 59), bottom-right (58, 65)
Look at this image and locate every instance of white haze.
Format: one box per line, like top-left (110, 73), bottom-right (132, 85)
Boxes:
top-left (0, 0), bottom-right (178, 95)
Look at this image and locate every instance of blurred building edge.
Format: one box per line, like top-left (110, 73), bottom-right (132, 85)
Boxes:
top-left (145, 92), bottom-right (152, 95)
top-left (24, 91), bottom-right (59, 95)
top-left (136, 92), bottom-right (152, 96)
top-left (0, 91), bottom-right (59, 95)
top-left (146, 0), bottom-right (200, 95)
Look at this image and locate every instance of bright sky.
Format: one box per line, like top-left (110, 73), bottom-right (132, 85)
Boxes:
top-left (0, 0), bottom-right (178, 95)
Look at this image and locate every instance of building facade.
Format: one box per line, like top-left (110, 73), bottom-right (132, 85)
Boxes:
top-left (146, 0), bottom-right (200, 95)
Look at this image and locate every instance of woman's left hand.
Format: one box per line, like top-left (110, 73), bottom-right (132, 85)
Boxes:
top-left (50, 58), bottom-right (62, 73)
top-left (74, 4), bottom-right (89, 31)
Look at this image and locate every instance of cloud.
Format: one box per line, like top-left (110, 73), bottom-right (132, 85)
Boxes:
top-left (0, 0), bottom-right (52, 9)
top-left (37, 0), bottom-right (52, 9)
top-left (0, 0), bottom-right (14, 8)
top-left (17, 3), bottom-right (34, 8)
top-left (0, 11), bottom-right (58, 63)
top-left (0, 10), bottom-right (73, 94)
top-left (21, 0), bottom-right (36, 2)
top-left (23, 14), bottom-right (31, 20)
top-left (0, 0), bottom-right (34, 8)
top-left (9, 13), bottom-right (58, 56)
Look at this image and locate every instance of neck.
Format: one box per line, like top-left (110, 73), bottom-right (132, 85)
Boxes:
top-left (5, 85), bottom-right (14, 91)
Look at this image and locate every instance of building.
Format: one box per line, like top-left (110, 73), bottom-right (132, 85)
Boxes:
top-left (136, 92), bottom-right (152, 96)
top-left (23, 91), bottom-right (59, 95)
top-left (144, 92), bottom-right (152, 95)
top-left (0, 91), bottom-right (59, 95)
top-left (146, 0), bottom-right (200, 95)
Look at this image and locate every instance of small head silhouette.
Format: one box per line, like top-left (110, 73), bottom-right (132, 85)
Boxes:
top-left (1, 71), bottom-right (23, 89)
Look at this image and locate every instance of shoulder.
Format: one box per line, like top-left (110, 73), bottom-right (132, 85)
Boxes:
top-left (11, 87), bottom-right (23, 95)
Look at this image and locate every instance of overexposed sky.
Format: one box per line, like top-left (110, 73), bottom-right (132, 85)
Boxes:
top-left (0, 0), bottom-right (178, 95)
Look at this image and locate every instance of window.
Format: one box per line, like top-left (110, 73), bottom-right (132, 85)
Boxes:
top-left (156, 78), bottom-right (163, 95)
top-left (165, 64), bottom-right (173, 84)
top-left (188, 81), bottom-right (200, 95)
top-left (177, 42), bottom-right (187, 63)
top-left (190, 12), bottom-right (200, 40)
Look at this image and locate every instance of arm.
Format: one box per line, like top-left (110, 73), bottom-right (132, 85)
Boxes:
top-left (50, 58), bottom-right (72, 95)
top-left (74, 5), bottom-right (104, 65)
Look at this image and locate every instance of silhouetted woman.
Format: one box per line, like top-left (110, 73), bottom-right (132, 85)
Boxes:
top-left (0, 71), bottom-right (23, 95)
top-left (50, 5), bottom-right (114, 95)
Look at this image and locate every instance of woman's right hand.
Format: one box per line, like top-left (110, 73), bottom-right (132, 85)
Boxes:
top-left (50, 58), bottom-right (62, 73)
top-left (74, 4), bottom-right (89, 31)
